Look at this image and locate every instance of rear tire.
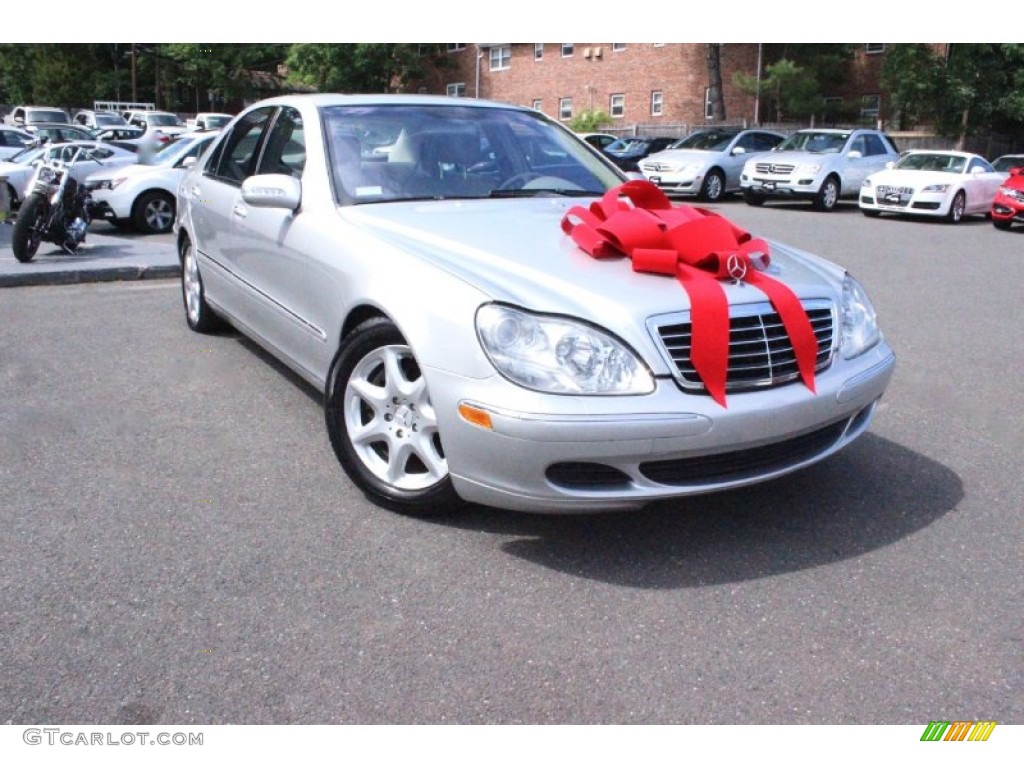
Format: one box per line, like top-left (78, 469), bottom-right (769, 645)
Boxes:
top-left (11, 192), bottom-right (47, 263)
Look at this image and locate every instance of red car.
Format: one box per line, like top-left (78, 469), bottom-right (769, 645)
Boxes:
top-left (992, 166), bottom-right (1024, 230)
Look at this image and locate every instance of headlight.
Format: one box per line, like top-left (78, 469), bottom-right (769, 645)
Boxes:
top-left (476, 304), bottom-right (654, 395)
top-left (840, 274), bottom-right (881, 359)
top-left (861, 178), bottom-right (873, 189)
top-left (680, 163), bottom-right (702, 175)
top-left (797, 163), bottom-right (822, 175)
top-left (922, 183), bottom-right (950, 193)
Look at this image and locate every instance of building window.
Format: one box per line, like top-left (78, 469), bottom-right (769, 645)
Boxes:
top-left (651, 90), bottom-right (663, 116)
top-left (612, 44), bottom-right (626, 52)
top-left (446, 44), bottom-right (466, 53)
top-left (561, 44), bottom-right (574, 58)
top-left (446, 83), bottom-right (466, 98)
top-left (532, 99), bottom-right (542, 111)
top-left (704, 87), bottom-right (714, 120)
top-left (534, 44), bottom-right (543, 61)
top-left (559, 97), bottom-right (572, 120)
top-left (610, 94), bottom-right (625, 118)
top-left (489, 46), bottom-right (511, 71)
top-left (865, 44), bottom-right (885, 54)
top-left (861, 94), bottom-right (881, 120)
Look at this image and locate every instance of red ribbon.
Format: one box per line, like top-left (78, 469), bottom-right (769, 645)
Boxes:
top-left (561, 180), bottom-right (818, 406)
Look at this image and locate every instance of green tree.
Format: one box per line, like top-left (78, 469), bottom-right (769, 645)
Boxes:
top-left (284, 44), bottom-right (446, 93)
top-left (735, 59), bottom-right (820, 122)
top-left (880, 44), bottom-right (945, 130)
top-left (568, 110), bottom-right (611, 133)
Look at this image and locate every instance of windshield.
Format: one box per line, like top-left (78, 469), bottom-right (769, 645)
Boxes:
top-left (896, 153), bottom-right (966, 173)
top-left (322, 103), bottom-right (622, 205)
top-left (149, 113), bottom-right (185, 127)
top-left (204, 115), bottom-right (231, 129)
top-left (669, 130), bottom-right (739, 152)
top-left (27, 109), bottom-right (69, 123)
top-left (95, 113), bottom-right (127, 126)
top-left (776, 131), bottom-right (850, 153)
top-left (993, 155), bottom-right (1024, 173)
top-left (7, 146), bottom-right (45, 164)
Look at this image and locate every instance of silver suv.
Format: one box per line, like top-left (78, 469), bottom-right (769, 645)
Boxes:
top-left (740, 128), bottom-right (900, 211)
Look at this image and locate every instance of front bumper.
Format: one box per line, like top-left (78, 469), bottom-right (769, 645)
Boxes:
top-left (741, 174), bottom-right (822, 199)
top-left (428, 342), bottom-right (896, 513)
top-left (642, 171), bottom-right (702, 196)
top-left (859, 190), bottom-right (949, 216)
top-left (991, 194), bottom-right (1024, 225)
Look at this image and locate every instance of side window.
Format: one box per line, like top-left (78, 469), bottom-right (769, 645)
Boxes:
top-left (862, 134), bottom-right (886, 157)
top-left (211, 107), bottom-right (273, 184)
top-left (256, 107), bottom-right (305, 178)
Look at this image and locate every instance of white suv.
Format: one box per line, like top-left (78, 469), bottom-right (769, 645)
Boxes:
top-left (740, 128), bottom-right (900, 211)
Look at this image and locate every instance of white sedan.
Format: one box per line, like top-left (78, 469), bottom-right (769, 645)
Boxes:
top-left (0, 141), bottom-right (137, 208)
top-left (86, 132), bottom-right (217, 233)
top-left (859, 150), bottom-right (1005, 223)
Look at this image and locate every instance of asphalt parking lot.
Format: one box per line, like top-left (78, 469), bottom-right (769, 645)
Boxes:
top-left (0, 199), bottom-right (1021, 727)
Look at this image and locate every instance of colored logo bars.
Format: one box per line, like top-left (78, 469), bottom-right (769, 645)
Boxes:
top-left (920, 721), bottom-right (997, 742)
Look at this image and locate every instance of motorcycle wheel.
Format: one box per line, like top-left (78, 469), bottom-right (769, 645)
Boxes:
top-left (12, 193), bottom-right (49, 263)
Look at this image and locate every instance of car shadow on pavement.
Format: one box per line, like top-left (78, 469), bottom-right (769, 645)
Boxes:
top-left (444, 435), bottom-right (962, 589)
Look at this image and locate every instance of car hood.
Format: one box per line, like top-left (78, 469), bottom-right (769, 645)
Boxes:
top-left (86, 161), bottom-right (172, 182)
top-left (339, 197), bottom-right (844, 341)
top-left (747, 150), bottom-right (836, 168)
top-left (866, 168), bottom-right (961, 187)
top-left (642, 149), bottom-right (721, 167)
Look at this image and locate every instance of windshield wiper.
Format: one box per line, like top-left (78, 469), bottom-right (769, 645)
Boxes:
top-left (488, 188), bottom-right (603, 198)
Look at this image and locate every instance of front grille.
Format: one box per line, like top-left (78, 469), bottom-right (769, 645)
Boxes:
top-left (754, 162), bottom-right (795, 175)
top-left (639, 418), bottom-right (849, 485)
top-left (650, 300), bottom-right (835, 393)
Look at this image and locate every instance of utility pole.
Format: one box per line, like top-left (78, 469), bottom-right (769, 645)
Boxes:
top-left (131, 43), bottom-right (138, 103)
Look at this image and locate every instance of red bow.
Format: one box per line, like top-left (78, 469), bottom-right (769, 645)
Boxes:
top-left (561, 180), bottom-right (818, 406)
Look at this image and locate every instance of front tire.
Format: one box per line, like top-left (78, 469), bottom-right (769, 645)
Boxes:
top-left (11, 192), bottom-right (47, 263)
top-left (325, 318), bottom-right (459, 517)
top-left (132, 190), bottom-right (175, 234)
top-left (993, 218), bottom-right (1012, 231)
top-left (743, 189), bottom-right (765, 207)
top-left (946, 191), bottom-right (966, 223)
top-left (813, 176), bottom-right (840, 211)
top-left (700, 169), bottom-right (726, 202)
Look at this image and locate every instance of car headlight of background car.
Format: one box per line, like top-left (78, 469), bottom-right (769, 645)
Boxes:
top-left (796, 163), bottom-right (822, 177)
top-left (90, 177), bottom-right (127, 191)
top-left (476, 304), bottom-right (654, 395)
top-left (921, 183), bottom-right (950, 193)
top-left (840, 275), bottom-right (881, 359)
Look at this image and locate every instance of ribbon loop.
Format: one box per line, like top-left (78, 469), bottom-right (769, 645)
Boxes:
top-left (560, 180), bottom-right (818, 406)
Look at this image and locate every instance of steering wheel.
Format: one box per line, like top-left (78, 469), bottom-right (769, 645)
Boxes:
top-left (497, 171), bottom-right (545, 191)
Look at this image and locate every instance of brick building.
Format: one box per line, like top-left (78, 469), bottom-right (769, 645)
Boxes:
top-left (424, 43), bottom-right (895, 131)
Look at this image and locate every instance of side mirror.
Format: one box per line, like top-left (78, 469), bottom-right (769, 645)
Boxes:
top-left (847, 150), bottom-right (863, 159)
top-left (241, 173), bottom-right (301, 211)
top-left (885, 161), bottom-right (895, 169)
top-left (731, 146), bottom-right (746, 156)
top-left (182, 156), bottom-right (197, 170)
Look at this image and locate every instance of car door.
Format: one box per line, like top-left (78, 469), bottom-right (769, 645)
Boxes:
top-left (963, 157), bottom-right (1003, 214)
top-left (224, 105), bottom-right (319, 377)
top-left (187, 106), bottom-right (275, 322)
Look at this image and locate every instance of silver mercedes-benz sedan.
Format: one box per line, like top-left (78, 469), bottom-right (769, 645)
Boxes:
top-left (174, 94), bottom-right (895, 516)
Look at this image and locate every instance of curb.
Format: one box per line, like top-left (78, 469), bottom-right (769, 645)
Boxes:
top-left (0, 263), bottom-right (181, 288)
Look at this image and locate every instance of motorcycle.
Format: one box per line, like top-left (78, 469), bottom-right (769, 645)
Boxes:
top-left (11, 144), bottom-right (100, 263)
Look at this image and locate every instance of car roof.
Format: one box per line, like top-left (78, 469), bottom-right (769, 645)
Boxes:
top-left (241, 93), bottom-right (536, 113)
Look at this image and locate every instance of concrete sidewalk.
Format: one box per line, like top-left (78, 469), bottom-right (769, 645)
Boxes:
top-left (0, 219), bottom-right (180, 288)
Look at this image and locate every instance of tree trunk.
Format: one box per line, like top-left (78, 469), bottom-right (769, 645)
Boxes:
top-left (706, 44), bottom-right (726, 122)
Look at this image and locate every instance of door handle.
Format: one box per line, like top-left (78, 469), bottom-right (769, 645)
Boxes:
top-left (232, 204), bottom-right (248, 219)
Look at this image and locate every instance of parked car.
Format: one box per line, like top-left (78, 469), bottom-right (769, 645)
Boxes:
top-left (0, 141), bottom-right (137, 208)
top-left (991, 154), bottom-right (1024, 173)
top-left (73, 110), bottom-right (130, 132)
top-left (577, 132), bottom-right (618, 152)
top-left (186, 112), bottom-right (233, 132)
top-left (86, 132), bottom-right (218, 233)
top-left (602, 136), bottom-right (677, 172)
top-left (741, 128), bottom-right (900, 211)
top-left (859, 150), bottom-right (1005, 223)
top-left (991, 167), bottom-right (1024, 231)
top-left (3, 105), bottom-right (72, 131)
top-left (639, 127), bottom-right (786, 201)
top-left (124, 110), bottom-right (188, 143)
top-left (0, 125), bottom-right (34, 161)
top-left (174, 93), bottom-right (894, 516)
top-left (27, 123), bottom-right (97, 145)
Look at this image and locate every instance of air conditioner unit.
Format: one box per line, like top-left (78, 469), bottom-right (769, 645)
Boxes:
top-left (594, 47), bottom-right (603, 59)
top-left (583, 48), bottom-right (592, 59)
